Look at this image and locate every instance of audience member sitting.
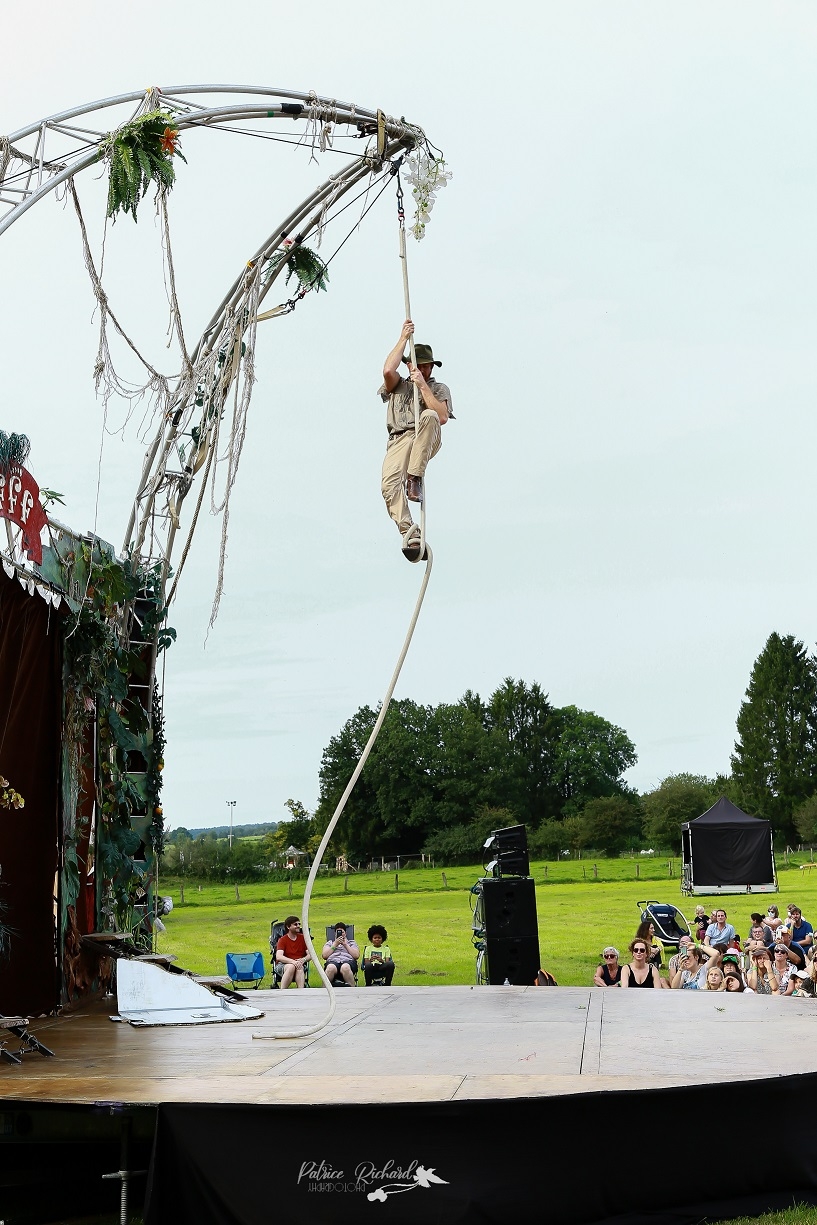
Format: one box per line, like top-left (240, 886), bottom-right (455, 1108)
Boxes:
top-left (724, 971), bottom-right (745, 992)
top-left (766, 904), bottom-right (783, 932)
top-left (749, 912), bottom-right (774, 945)
top-left (635, 920), bottom-right (665, 970)
top-left (792, 965), bottom-right (817, 997)
top-left (275, 915), bottom-right (310, 989)
top-left (789, 906), bottom-right (814, 951)
top-left (621, 938), bottom-right (667, 988)
top-left (770, 945), bottom-right (797, 995)
top-left (705, 908), bottom-right (736, 947)
top-left (721, 948), bottom-right (744, 978)
top-left (594, 947), bottom-right (622, 987)
top-left (774, 926), bottom-right (807, 969)
top-left (744, 923), bottom-right (772, 957)
top-left (702, 965), bottom-right (727, 991)
top-left (322, 923), bottom-right (360, 986)
top-left (670, 945), bottom-right (710, 989)
top-left (747, 948), bottom-right (779, 995)
top-left (668, 936), bottom-right (719, 979)
top-left (362, 925), bottom-right (395, 986)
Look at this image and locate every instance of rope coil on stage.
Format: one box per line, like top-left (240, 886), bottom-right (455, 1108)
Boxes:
top-left (254, 174), bottom-right (434, 1040)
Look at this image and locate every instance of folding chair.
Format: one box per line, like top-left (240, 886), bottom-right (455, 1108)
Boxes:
top-left (270, 920), bottom-right (311, 987)
top-left (225, 952), bottom-right (265, 990)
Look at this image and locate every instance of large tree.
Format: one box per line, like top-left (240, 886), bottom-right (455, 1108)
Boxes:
top-left (553, 705), bottom-right (637, 812)
top-left (731, 633), bottom-right (817, 841)
top-left (641, 773), bottom-right (719, 851)
top-left (486, 678), bottom-right (561, 824)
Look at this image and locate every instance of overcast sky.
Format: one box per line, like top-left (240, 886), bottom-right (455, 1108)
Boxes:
top-left (4, 2), bottom-right (817, 831)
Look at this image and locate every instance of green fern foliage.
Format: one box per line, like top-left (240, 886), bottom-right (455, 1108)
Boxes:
top-left (98, 110), bottom-right (187, 222)
top-left (266, 242), bottom-right (330, 293)
top-left (0, 431), bottom-right (31, 474)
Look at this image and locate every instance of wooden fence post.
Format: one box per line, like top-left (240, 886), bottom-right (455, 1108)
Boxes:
top-left (179, 882), bottom-right (185, 904)
top-left (395, 872), bottom-right (399, 892)
top-left (235, 884), bottom-right (240, 902)
top-left (593, 863), bottom-right (598, 879)
top-left (543, 865), bottom-right (548, 879)
top-left (441, 872), bottom-right (448, 890)
top-left (636, 863), bottom-right (640, 879)
top-left (288, 879), bottom-right (293, 898)
top-left (344, 875), bottom-right (349, 893)
top-left (582, 866), bottom-right (586, 880)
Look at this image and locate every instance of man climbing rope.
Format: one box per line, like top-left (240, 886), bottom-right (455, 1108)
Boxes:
top-left (378, 319), bottom-right (454, 560)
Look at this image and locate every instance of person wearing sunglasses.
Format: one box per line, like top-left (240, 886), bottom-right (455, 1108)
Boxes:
top-left (594, 947), bottom-right (622, 987)
top-left (621, 939), bottom-right (667, 988)
top-left (769, 944), bottom-right (797, 995)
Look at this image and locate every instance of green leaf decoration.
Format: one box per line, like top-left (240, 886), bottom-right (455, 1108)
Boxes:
top-left (98, 110), bottom-right (187, 223)
top-left (266, 242), bottom-right (330, 293)
top-left (0, 431), bottom-right (31, 474)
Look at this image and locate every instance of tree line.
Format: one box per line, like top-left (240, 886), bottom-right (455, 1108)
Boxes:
top-left (160, 633), bottom-right (817, 877)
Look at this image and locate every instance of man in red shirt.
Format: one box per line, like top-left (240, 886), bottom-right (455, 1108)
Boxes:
top-left (275, 916), bottom-right (309, 989)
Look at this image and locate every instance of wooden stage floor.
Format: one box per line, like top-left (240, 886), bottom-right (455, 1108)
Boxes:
top-left (2, 984), bottom-right (817, 1108)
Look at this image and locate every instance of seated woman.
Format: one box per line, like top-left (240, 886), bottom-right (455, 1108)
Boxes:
top-left (621, 938), bottom-right (667, 988)
top-left (765, 904), bottom-right (783, 933)
top-left (362, 925), bottom-right (395, 986)
top-left (594, 947), bottom-right (622, 987)
top-left (670, 945), bottom-right (710, 989)
top-left (724, 972), bottom-right (745, 993)
top-left (769, 944), bottom-right (797, 996)
top-left (322, 923), bottom-right (360, 986)
top-left (635, 921), bottom-right (665, 971)
top-left (746, 948), bottom-right (779, 995)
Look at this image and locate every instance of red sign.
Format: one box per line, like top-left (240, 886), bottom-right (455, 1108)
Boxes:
top-left (0, 466), bottom-right (49, 565)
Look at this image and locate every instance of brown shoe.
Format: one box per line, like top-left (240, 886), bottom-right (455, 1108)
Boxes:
top-left (406, 474), bottom-right (423, 503)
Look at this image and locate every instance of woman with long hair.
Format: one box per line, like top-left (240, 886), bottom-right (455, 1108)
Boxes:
top-left (634, 920), bottom-right (664, 971)
top-left (747, 948), bottom-right (779, 995)
top-left (621, 938), bottom-right (666, 988)
top-left (769, 944), bottom-right (797, 996)
top-left (701, 965), bottom-right (726, 991)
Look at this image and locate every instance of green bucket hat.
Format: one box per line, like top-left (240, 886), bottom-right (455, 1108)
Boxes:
top-left (402, 343), bottom-right (441, 367)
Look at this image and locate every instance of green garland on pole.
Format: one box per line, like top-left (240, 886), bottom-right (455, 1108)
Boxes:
top-left (98, 110), bottom-right (186, 222)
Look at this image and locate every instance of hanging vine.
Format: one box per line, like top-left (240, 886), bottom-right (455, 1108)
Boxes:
top-left (62, 544), bottom-right (174, 928)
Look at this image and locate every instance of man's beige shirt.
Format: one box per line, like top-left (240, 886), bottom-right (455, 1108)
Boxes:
top-left (378, 375), bottom-right (454, 438)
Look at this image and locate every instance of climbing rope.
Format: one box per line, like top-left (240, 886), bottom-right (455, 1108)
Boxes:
top-left (253, 167), bottom-right (433, 1040)
top-left (396, 170), bottom-right (426, 559)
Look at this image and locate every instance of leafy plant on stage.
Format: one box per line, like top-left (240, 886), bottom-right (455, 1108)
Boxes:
top-left (0, 431), bottom-right (30, 474)
top-left (98, 110), bottom-right (187, 222)
top-left (63, 545), bottom-right (174, 929)
top-left (265, 239), bottom-right (330, 293)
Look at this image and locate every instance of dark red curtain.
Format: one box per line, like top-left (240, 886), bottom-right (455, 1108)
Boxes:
top-left (0, 569), bottom-right (62, 1014)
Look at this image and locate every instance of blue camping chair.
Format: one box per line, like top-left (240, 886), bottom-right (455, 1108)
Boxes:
top-left (225, 951), bottom-right (265, 990)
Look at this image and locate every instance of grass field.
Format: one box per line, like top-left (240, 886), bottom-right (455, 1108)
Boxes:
top-left (155, 854), bottom-right (817, 986)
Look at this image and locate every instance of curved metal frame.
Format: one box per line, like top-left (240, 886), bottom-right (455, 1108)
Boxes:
top-left (1, 85), bottom-right (429, 584)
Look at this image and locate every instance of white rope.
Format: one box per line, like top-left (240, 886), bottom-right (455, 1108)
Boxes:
top-left (252, 545), bottom-right (433, 1040)
top-left (253, 192), bottom-right (433, 1039)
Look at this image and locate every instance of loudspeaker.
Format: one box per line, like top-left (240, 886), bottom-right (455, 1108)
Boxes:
top-left (480, 876), bottom-right (538, 939)
top-left (484, 823), bottom-right (530, 877)
top-left (485, 935), bottom-right (541, 986)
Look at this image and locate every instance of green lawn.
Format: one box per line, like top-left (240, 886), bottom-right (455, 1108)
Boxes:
top-left (155, 855), bottom-right (817, 987)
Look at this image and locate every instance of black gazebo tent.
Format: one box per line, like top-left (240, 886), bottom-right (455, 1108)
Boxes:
top-left (681, 796), bottom-right (777, 896)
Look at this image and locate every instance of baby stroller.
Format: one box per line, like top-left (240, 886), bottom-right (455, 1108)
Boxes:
top-left (637, 900), bottom-right (691, 950)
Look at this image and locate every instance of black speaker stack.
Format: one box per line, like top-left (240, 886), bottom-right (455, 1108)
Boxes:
top-left (471, 825), bottom-right (540, 986)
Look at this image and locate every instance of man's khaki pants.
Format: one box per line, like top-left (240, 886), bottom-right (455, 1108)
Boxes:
top-left (381, 410), bottom-right (441, 538)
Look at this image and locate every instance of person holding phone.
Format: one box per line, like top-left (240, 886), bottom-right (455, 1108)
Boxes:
top-left (322, 923), bottom-right (360, 986)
